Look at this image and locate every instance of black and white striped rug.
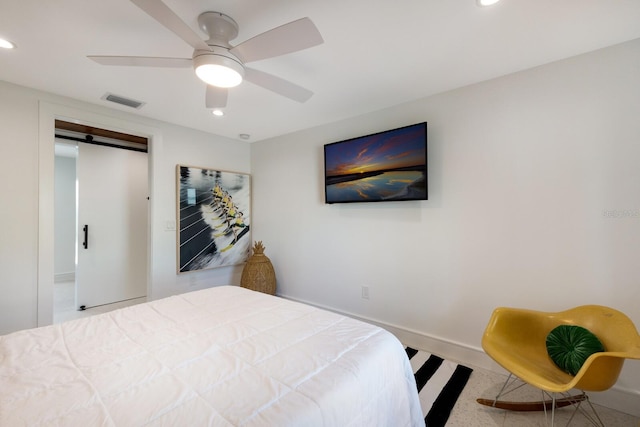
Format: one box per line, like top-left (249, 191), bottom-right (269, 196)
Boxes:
top-left (406, 347), bottom-right (473, 427)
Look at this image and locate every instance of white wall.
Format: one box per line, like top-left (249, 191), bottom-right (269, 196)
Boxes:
top-left (0, 81), bottom-right (40, 333)
top-left (0, 80), bottom-right (250, 335)
top-left (148, 121), bottom-right (250, 299)
top-left (54, 155), bottom-right (76, 279)
top-left (251, 38), bottom-right (640, 414)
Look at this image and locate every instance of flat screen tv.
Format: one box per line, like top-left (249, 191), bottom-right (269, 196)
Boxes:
top-left (324, 122), bottom-right (427, 204)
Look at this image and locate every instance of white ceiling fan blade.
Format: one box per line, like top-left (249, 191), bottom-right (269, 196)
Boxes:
top-left (130, 0), bottom-right (211, 51)
top-left (88, 56), bottom-right (192, 67)
top-left (230, 17), bottom-right (323, 63)
top-left (244, 68), bottom-right (313, 103)
top-left (206, 85), bottom-right (228, 108)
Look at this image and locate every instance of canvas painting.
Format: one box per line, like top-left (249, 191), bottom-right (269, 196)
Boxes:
top-left (177, 165), bottom-right (251, 273)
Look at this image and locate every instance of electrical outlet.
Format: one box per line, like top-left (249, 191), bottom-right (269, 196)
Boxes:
top-left (361, 286), bottom-right (370, 300)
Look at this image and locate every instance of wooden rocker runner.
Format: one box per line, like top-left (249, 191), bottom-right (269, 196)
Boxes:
top-left (476, 393), bottom-right (586, 412)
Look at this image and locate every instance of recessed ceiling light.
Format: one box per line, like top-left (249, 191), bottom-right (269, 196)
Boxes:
top-left (0, 38), bottom-right (16, 49)
top-left (212, 109), bottom-right (224, 117)
top-left (239, 134), bottom-right (250, 140)
top-left (477, 0), bottom-right (501, 6)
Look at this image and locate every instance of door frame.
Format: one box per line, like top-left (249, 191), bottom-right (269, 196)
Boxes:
top-left (37, 101), bottom-right (162, 326)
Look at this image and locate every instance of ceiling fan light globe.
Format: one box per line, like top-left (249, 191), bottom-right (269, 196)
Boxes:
top-left (196, 64), bottom-right (242, 87)
top-left (0, 38), bottom-right (16, 49)
top-left (193, 53), bottom-right (244, 88)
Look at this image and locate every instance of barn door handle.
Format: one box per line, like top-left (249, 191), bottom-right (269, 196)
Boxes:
top-left (83, 224), bottom-right (89, 249)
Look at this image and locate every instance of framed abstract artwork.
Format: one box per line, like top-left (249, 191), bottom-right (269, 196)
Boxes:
top-left (176, 165), bottom-right (251, 273)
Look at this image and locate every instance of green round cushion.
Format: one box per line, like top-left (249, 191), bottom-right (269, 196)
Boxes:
top-left (546, 325), bottom-right (605, 376)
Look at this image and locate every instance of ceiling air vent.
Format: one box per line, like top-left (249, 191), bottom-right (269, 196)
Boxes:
top-left (101, 93), bottom-right (145, 109)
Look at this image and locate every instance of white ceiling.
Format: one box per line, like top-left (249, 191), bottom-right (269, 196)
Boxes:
top-left (2, 0), bottom-right (640, 142)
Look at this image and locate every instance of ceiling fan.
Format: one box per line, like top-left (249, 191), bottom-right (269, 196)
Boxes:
top-left (88, 0), bottom-right (324, 109)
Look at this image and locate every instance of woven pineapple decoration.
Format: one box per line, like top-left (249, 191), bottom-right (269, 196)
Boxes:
top-left (240, 241), bottom-right (276, 295)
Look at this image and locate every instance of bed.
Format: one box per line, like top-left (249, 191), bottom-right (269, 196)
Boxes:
top-left (0, 286), bottom-right (423, 426)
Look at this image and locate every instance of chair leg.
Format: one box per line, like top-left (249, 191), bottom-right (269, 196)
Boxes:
top-left (491, 373), bottom-right (511, 404)
top-left (539, 391), bottom-right (604, 427)
top-left (479, 377), bottom-right (605, 427)
top-left (541, 390), bottom-right (554, 426)
top-left (564, 392), bottom-right (604, 427)
top-left (491, 374), bottom-right (529, 405)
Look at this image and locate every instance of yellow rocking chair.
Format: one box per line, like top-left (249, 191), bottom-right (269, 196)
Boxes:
top-left (478, 305), bottom-right (640, 426)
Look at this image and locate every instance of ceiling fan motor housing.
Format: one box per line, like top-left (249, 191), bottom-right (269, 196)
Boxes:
top-left (198, 12), bottom-right (239, 45)
top-left (193, 12), bottom-right (245, 88)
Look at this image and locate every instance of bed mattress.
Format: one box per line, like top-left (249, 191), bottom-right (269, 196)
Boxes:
top-left (0, 286), bottom-right (422, 426)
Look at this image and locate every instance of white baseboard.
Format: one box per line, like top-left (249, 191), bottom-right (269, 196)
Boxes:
top-left (589, 387), bottom-right (640, 418)
top-left (54, 272), bottom-right (75, 283)
top-left (280, 293), bottom-right (640, 418)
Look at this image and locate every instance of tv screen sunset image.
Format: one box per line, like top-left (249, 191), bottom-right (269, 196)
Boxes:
top-left (324, 122), bottom-right (427, 203)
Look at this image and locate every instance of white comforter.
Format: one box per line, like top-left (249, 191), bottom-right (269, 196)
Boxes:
top-left (1, 286), bottom-right (423, 426)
